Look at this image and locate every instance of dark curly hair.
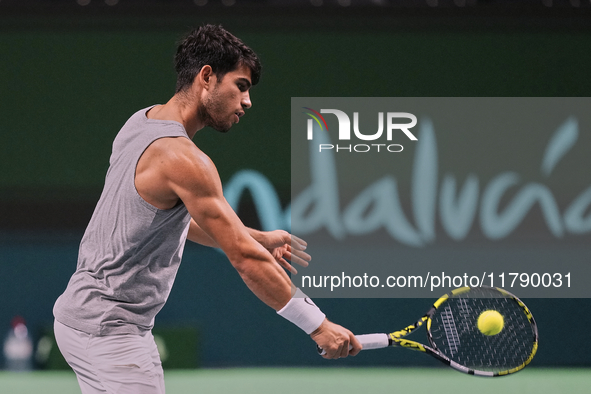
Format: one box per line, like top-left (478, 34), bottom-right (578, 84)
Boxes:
top-left (174, 25), bottom-right (261, 93)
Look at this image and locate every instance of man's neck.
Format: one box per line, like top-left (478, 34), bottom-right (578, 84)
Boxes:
top-left (146, 94), bottom-right (203, 139)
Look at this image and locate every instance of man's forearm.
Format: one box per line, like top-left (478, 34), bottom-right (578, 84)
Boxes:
top-left (231, 245), bottom-right (294, 310)
top-left (246, 227), bottom-right (265, 243)
top-left (187, 219), bottom-right (220, 247)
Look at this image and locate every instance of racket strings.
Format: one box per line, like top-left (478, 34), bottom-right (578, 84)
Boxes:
top-left (440, 306), bottom-right (460, 356)
top-left (428, 288), bottom-right (537, 373)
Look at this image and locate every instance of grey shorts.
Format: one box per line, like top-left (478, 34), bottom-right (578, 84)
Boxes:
top-left (54, 320), bottom-right (165, 394)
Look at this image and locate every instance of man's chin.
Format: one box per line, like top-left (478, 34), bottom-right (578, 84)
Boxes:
top-left (214, 126), bottom-right (231, 133)
top-left (207, 122), bottom-right (232, 133)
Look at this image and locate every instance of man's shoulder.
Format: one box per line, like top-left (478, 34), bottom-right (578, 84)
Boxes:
top-left (149, 136), bottom-right (202, 158)
top-left (120, 106), bottom-right (154, 130)
top-left (148, 137), bottom-right (215, 175)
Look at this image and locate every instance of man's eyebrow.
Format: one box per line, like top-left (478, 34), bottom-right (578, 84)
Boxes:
top-left (237, 77), bottom-right (252, 88)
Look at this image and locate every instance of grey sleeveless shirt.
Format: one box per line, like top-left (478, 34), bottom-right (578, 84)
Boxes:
top-left (54, 106), bottom-right (192, 336)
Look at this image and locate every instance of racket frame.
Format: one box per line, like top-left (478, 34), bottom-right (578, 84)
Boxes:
top-left (386, 286), bottom-right (539, 377)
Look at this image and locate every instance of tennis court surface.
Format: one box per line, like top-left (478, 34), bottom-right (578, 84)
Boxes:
top-left (0, 367), bottom-right (588, 394)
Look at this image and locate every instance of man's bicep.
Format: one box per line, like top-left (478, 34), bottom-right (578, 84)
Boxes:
top-left (163, 145), bottom-right (225, 212)
top-left (164, 152), bottom-right (247, 251)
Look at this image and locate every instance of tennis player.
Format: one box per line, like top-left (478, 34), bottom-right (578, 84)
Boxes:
top-left (53, 25), bottom-right (361, 394)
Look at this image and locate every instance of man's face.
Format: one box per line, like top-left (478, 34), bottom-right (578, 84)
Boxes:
top-left (200, 64), bottom-right (253, 133)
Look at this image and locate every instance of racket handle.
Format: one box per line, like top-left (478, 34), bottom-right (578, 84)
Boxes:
top-left (317, 333), bottom-right (390, 356)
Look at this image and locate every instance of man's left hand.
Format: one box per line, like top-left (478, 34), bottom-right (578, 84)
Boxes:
top-left (257, 230), bottom-right (311, 274)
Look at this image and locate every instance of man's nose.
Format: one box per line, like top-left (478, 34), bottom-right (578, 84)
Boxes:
top-left (242, 92), bottom-right (252, 109)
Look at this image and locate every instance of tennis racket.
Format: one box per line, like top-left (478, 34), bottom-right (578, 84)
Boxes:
top-left (318, 286), bottom-right (538, 377)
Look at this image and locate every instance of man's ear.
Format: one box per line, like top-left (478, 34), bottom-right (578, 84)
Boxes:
top-left (197, 65), bottom-right (215, 90)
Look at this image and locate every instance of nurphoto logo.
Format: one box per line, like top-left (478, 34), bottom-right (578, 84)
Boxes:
top-left (303, 107), bottom-right (417, 153)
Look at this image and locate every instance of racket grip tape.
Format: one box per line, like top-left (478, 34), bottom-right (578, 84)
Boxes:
top-left (317, 333), bottom-right (389, 356)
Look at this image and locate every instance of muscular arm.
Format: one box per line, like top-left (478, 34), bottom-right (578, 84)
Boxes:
top-left (158, 138), bottom-right (293, 310)
top-left (187, 220), bottom-right (284, 248)
top-left (188, 219), bottom-right (263, 247)
top-left (188, 220), bottom-right (311, 274)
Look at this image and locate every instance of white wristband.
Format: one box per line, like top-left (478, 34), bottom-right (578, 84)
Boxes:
top-left (277, 288), bottom-right (326, 334)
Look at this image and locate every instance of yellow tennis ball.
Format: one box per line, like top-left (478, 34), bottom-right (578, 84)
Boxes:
top-left (477, 310), bottom-right (504, 336)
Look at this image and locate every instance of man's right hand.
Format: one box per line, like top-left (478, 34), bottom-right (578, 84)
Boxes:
top-left (310, 319), bottom-right (362, 359)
